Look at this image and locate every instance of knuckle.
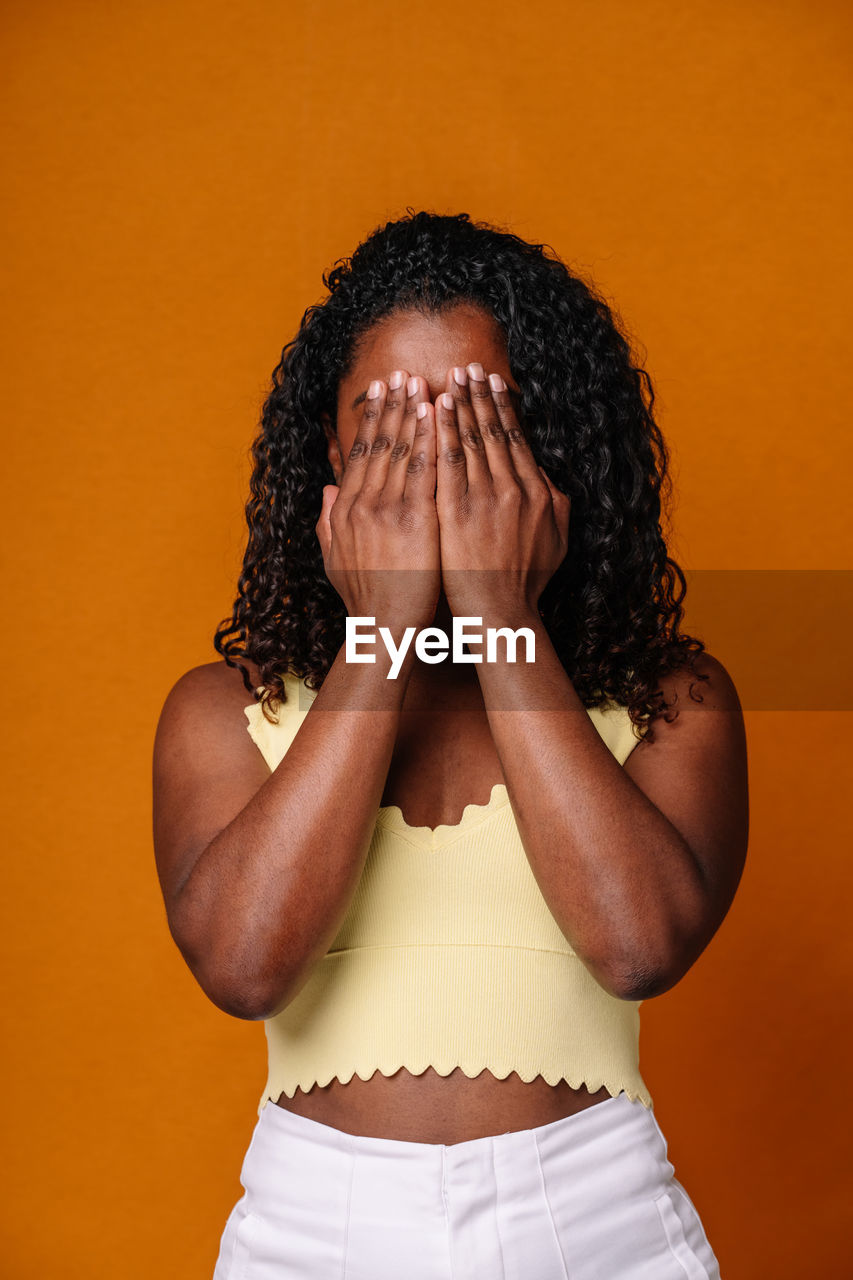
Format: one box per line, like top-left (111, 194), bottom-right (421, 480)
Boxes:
top-left (469, 380), bottom-right (491, 401)
top-left (348, 438), bottom-right (370, 461)
top-left (361, 402), bottom-right (380, 424)
top-left (348, 494), bottom-right (371, 518)
top-left (390, 440), bottom-right (411, 462)
top-left (384, 395), bottom-right (404, 413)
top-left (406, 452), bottom-right (426, 476)
top-left (506, 427), bottom-right (527, 446)
top-left (394, 504), bottom-right (416, 531)
top-left (369, 434), bottom-right (393, 455)
top-left (441, 446), bottom-right (467, 468)
top-left (460, 428), bottom-right (484, 450)
top-left (483, 419), bottom-right (506, 441)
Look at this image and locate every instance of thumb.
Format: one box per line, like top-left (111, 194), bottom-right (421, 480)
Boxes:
top-left (538, 466), bottom-right (571, 543)
top-left (315, 484), bottom-right (339, 560)
top-left (538, 465), bottom-right (570, 505)
top-left (538, 466), bottom-right (560, 500)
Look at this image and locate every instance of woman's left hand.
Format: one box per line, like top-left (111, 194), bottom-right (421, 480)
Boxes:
top-left (434, 362), bottom-right (571, 621)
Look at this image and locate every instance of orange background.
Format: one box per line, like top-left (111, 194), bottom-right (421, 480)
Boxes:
top-left (2, 1), bottom-right (851, 1275)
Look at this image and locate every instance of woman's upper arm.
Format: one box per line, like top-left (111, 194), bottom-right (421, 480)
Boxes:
top-left (623, 651), bottom-right (750, 953)
top-left (151, 662), bottom-right (272, 924)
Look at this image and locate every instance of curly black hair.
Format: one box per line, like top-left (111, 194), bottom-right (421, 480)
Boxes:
top-left (213, 208), bottom-right (708, 743)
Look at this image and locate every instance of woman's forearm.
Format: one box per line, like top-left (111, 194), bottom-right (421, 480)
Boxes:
top-left (472, 605), bottom-right (707, 1001)
top-left (171, 634), bottom-right (417, 1021)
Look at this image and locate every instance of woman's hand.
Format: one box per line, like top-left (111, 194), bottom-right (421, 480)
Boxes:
top-left (434, 362), bottom-right (571, 621)
top-left (315, 371), bottom-right (441, 632)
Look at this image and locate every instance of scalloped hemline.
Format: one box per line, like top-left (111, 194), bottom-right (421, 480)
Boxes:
top-left (375, 781), bottom-right (511, 838)
top-left (257, 1062), bottom-right (654, 1114)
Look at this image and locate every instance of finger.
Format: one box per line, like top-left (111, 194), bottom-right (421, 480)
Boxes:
top-left (361, 368), bottom-right (409, 497)
top-left (402, 397), bottom-right (438, 506)
top-left (435, 389), bottom-right (468, 502)
top-left (383, 373), bottom-right (428, 504)
top-left (487, 377), bottom-right (542, 490)
top-left (468, 365), bottom-right (517, 484)
top-left (447, 364), bottom-right (491, 489)
top-left (336, 379), bottom-right (387, 507)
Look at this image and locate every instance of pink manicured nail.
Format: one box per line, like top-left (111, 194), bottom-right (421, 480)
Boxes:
top-left (416, 402), bottom-right (429, 419)
top-left (440, 392), bottom-right (454, 410)
top-left (488, 373), bottom-right (506, 392)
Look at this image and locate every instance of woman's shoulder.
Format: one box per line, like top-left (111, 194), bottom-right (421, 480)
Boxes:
top-left (161, 657), bottom-right (266, 714)
top-left (652, 650), bottom-right (742, 715)
top-left (153, 659), bottom-right (276, 787)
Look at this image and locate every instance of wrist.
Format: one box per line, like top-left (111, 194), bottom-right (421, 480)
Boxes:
top-left (445, 597), bottom-right (542, 632)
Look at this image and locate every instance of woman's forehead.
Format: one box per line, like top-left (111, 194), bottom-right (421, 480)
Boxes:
top-left (340, 303), bottom-right (512, 403)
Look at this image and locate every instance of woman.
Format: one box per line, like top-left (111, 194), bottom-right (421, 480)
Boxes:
top-left (153, 210), bottom-right (748, 1278)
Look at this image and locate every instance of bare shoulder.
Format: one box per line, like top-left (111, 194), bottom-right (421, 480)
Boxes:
top-left (629, 649), bottom-right (744, 757)
top-left (624, 649), bottom-right (749, 850)
top-left (161, 656), bottom-right (262, 712)
top-left (651, 649), bottom-right (742, 713)
top-left (153, 660), bottom-right (268, 798)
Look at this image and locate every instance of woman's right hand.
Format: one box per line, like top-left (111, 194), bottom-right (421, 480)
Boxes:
top-left (315, 371), bottom-right (441, 632)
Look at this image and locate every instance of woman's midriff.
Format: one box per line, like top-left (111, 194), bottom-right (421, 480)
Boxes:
top-left (274, 1068), bottom-right (613, 1145)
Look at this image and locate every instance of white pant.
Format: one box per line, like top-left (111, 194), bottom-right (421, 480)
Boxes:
top-left (212, 1091), bottom-right (722, 1278)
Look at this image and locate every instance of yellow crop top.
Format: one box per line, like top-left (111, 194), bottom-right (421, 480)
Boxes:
top-left (243, 671), bottom-right (654, 1117)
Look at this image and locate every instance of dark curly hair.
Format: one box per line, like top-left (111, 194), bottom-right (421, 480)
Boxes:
top-left (214, 208), bottom-right (708, 743)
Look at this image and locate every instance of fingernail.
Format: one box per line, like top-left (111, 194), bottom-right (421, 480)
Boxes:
top-left (488, 373), bottom-right (505, 392)
top-left (440, 392), bottom-right (454, 410)
top-left (467, 362), bottom-right (485, 381)
top-left (416, 402), bottom-right (429, 419)
top-left (453, 366), bottom-right (468, 385)
top-left (368, 380), bottom-right (382, 398)
top-left (407, 376), bottom-right (419, 396)
top-left (388, 370), bottom-right (404, 390)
